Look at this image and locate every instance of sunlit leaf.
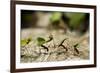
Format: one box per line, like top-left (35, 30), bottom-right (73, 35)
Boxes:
top-left (21, 39), bottom-right (27, 46)
top-left (21, 37), bottom-right (32, 46)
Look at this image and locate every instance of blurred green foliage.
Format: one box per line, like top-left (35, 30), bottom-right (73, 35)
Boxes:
top-left (22, 14), bottom-right (33, 22)
top-left (65, 13), bottom-right (86, 29)
top-left (50, 12), bottom-right (86, 30)
top-left (50, 12), bottom-right (62, 23)
top-left (21, 11), bottom-right (88, 32)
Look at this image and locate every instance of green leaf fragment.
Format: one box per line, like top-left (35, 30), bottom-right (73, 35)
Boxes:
top-left (37, 37), bottom-right (46, 46)
top-left (21, 37), bottom-right (32, 46)
top-left (21, 40), bottom-right (27, 46)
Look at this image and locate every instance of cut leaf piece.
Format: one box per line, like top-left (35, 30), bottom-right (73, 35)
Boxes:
top-left (37, 37), bottom-right (46, 46)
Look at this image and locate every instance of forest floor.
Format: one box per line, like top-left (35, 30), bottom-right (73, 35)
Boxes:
top-left (20, 28), bottom-right (89, 63)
